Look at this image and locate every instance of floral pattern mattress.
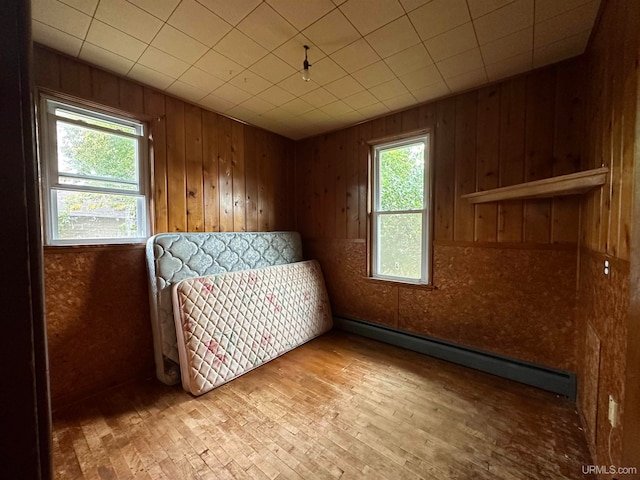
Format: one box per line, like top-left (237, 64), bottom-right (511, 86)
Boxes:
top-left (146, 232), bottom-right (302, 385)
top-left (171, 260), bottom-right (332, 396)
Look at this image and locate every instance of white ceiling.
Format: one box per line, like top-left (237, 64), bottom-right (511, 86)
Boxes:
top-left (32, 0), bottom-right (600, 140)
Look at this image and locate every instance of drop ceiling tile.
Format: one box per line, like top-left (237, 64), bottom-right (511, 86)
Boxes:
top-left (365, 16), bottom-right (422, 59)
top-left (445, 67), bottom-right (487, 91)
top-left (473, 0), bottom-right (533, 45)
top-left (59, 0), bottom-right (98, 15)
top-left (343, 90), bottom-right (379, 109)
top-left (197, 0), bottom-right (262, 25)
top-left (266, 0), bottom-right (335, 30)
top-left (94, 0), bottom-right (162, 43)
top-left (480, 27), bottom-right (532, 65)
top-left (339, 0), bottom-right (404, 36)
top-left (237, 3), bottom-right (297, 51)
top-left (308, 57), bottom-right (348, 86)
top-left (257, 85), bottom-right (296, 105)
top-left (411, 81), bottom-right (450, 102)
top-left (151, 24), bottom-right (208, 65)
top-left (278, 73), bottom-right (321, 97)
top-left (334, 110), bottom-right (365, 124)
top-left (352, 61), bottom-right (395, 88)
top-left (358, 102), bottom-right (390, 117)
top-left (168, 0), bottom-right (232, 47)
top-left (179, 66), bottom-right (225, 93)
top-left (250, 54), bottom-right (297, 84)
top-left (299, 109), bottom-right (334, 126)
top-left (32, 0), bottom-right (91, 39)
top-left (370, 78), bottom-right (408, 101)
top-left (533, 30), bottom-right (590, 68)
top-left (485, 51), bottom-right (532, 81)
top-left (399, 0), bottom-right (431, 12)
top-left (383, 92), bottom-right (418, 111)
top-left (321, 100), bottom-right (354, 117)
top-left (128, 63), bottom-right (174, 90)
top-left (79, 43), bottom-right (134, 75)
top-left (138, 47), bottom-right (190, 78)
top-left (383, 43), bottom-right (433, 76)
top-left (214, 29), bottom-right (268, 68)
top-left (128, 0), bottom-right (180, 20)
top-left (436, 47), bottom-right (484, 79)
top-left (166, 81), bottom-right (208, 103)
top-left (239, 96), bottom-right (276, 115)
top-left (408, 0), bottom-right (470, 41)
top-left (332, 39), bottom-right (381, 73)
top-left (332, 0), bottom-right (348, 5)
top-left (300, 88), bottom-right (338, 108)
top-left (229, 70), bottom-right (272, 95)
top-left (281, 98), bottom-right (315, 115)
top-left (324, 75), bottom-right (364, 97)
top-left (534, 1), bottom-right (599, 48)
top-left (399, 64), bottom-right (443, 90)
top-left (195, 50), bottom-right (243, 81)
top-left (302, 9), bottom-right (360, 55)
top-left (200, 93), bottom-right (235, 112)
top-left (273, 34), bottom-right (326, 69)
top-left (424, 22), bottom-right (478, 63)
top-left (85, 20), bottom-right (145, 61)
top-left (535, 0), bottom-right (593, 22)
top-left (213, 83), bottom-right (253, 104)
top-left (467, 0), bottom-right (515, 19)
top-left (32, 20), bottom-right (83, 56)
top-left (226, 105), bottom-right (259, 122)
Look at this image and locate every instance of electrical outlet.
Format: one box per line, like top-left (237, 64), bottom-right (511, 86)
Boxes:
top-left (608, 395), bottom-right (619, 427)
top-left (604, 260), bottom-right (610, 275)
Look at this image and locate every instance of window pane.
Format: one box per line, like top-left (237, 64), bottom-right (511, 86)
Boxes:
top-left (379, 143), bottom-right (424, 211)
top-left (54, 190), bottom-right (144, 240)
top-left (378, 213), bottom-right (422, 279)
top-left (58, 175), bottom-right (138, 191)
top-left (56, 121), bottom-right (138, 184)
top-left (55, 108), bottom-right (137, 134)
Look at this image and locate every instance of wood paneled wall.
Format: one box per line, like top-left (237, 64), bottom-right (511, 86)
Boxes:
top-left (34, 45), bottom-right (295, 236)
top-left (296, 60), bottom-right (583, 245)
top-left (577, 0), bottom-right (640, 473)
top-left (33, 45), bottom-right (295, 406)
top-left (295, 60), bottom-right (584, 372)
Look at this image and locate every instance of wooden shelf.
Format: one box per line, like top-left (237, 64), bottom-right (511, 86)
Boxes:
top-left (461, 167), bottom-right (608, 204)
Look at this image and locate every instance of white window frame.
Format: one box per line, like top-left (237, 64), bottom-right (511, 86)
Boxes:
top-left (371, 134), bottom-right (432, 284)
top-left (39, 94), bottom-right (150, 246)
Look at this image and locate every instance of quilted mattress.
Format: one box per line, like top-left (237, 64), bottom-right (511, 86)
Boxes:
top-left (171, 260), bottom-right (332, 396)
top-left (146, 232), bottom-right (302, 385)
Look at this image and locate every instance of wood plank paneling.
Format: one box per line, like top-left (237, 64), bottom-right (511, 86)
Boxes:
top-left (474, 86), bottom-right (500, 242)
top-left (165, 96), bottom-right (187, 232)
top-left (217, 116), bottom-right (233, 232)
top-left (185, 104), bottom-right (203, 232)
top-left (244, 125), bottom-right (258, 233)
top-left (433, 98), bottom-right (456, 242)
top-left (202, 110), bottom-right (219, 232)
top-left (498, 77), bottom-right (526, 242)
top-left (144, 88), bottom-right (168, 234)
top-left (523, 69), bottom-right (555, 243)
top-left (232, 121), bottom-right (245, 232)
top-left (453, 92), bottom-right (477, 242)
top-left (346, 126), bottom-right (360, 239)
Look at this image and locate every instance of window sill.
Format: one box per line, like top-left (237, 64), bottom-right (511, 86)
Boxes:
top-left (363, 276), bottom-right (437, 291)
top-left (44, 242), bottom-right (146, 254)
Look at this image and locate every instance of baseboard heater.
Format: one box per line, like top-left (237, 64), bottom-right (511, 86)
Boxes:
top-left (334, 316), bottom-right (577, 400)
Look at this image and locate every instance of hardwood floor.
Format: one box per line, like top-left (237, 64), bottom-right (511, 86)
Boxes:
top-left (52, 332), bottom-right (594, 479)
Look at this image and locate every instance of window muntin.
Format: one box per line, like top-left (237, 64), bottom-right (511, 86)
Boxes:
top-left (40, 96), bottom-right (149, 245)
top-left (372, 135), bottom-right (431, 284)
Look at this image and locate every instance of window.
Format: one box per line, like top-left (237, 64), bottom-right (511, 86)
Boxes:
top-left (371, 134), bottom-right (431, 284)
top-left (40, 96), bottom-right (149, 245)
